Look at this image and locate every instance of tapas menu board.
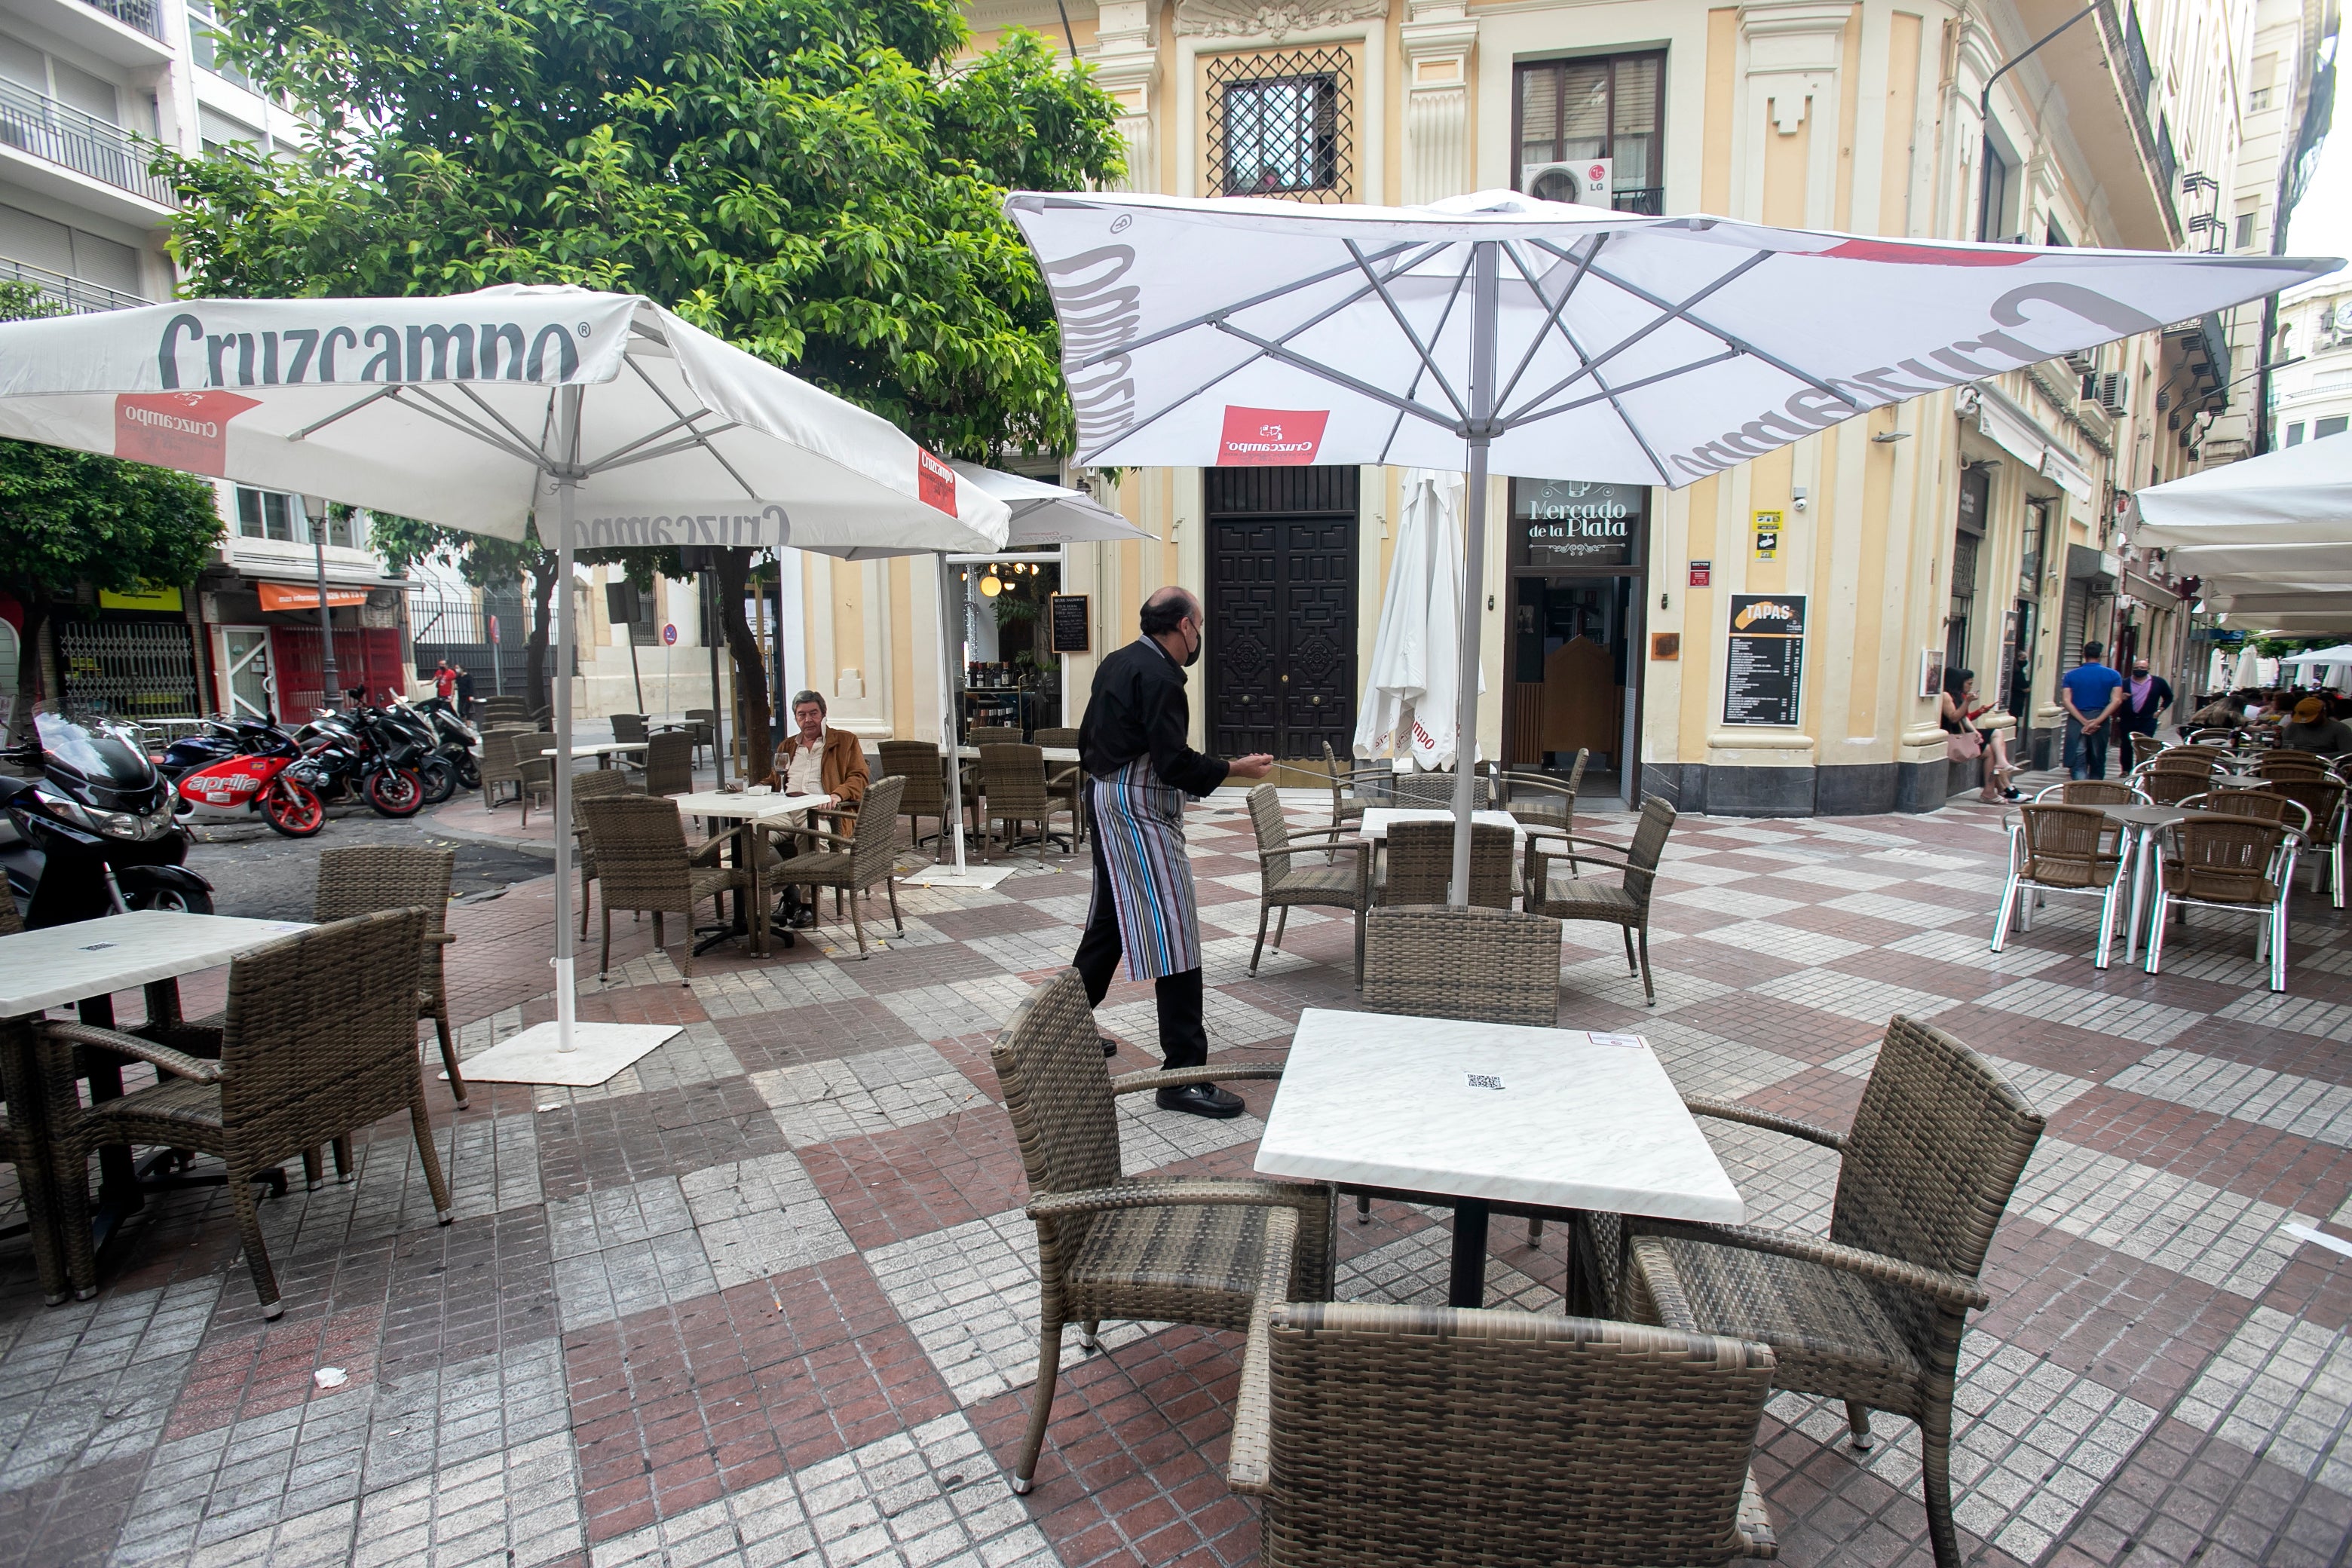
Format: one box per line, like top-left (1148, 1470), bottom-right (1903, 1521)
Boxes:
top-left (1049, 593), bottom-right (1090, 654)
top-left (1723, 594), bottom-right (1807, 727)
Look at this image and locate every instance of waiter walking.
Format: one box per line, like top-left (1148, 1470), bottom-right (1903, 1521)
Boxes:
top-left (1075, 586), bottom-right (1272, 1117)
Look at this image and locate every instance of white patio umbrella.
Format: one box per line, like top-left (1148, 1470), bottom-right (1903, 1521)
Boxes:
top-left (2131, 430), bottom-right (2352, 550)
top-left (1355, 469), bottom-right (1476, 770)
top-left (2278, 643), bottom-right (2352, 664)
top-left (1006, 187), bottom-right (2335, 899)
top-left (914, 464), bottom-right (1152, 888)
top-left (0, 283), bottom-right (1008, 1076)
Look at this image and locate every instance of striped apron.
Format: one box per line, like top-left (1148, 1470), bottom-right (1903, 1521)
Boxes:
top-left (1086, 756), bottom-right (1200, 982)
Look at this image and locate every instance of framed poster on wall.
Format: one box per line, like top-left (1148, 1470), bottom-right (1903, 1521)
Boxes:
top-left (1919, 648), bottom-right (1946, 699)
top-left (1723, 594), bottom-right (1807, 727)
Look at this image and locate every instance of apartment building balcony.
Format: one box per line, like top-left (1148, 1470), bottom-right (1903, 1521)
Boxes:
top-left (0, 253), bottom-right (146, 311)
top-left (2007, 0), bottom-right (2182, 250)
top-left (0, 0), bottom-right (173, 67)
top-left (0, 77), bottom-right (178, 225)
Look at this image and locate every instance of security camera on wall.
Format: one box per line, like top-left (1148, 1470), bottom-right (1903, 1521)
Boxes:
top-left (1523, 158), bottom-right (1615, 208)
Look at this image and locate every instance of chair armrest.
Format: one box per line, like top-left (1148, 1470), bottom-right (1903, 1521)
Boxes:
top-left (1681, 1095), bottom-right (1848, 1151)
top-left (1633, 1217), bottom-right (1991, 1310)
top-left (1260, 835), bottom-right (1367, 862)
top-left (427, 932), bottom-right (457, 946)
top-left (763, 822), bottom-right (855, 852)
top-left (1026, 1176), bottom-right (1326, 1221)
top-left (37, 1021), bottom-right (223, 1085)
top-left (688, 826), bottom-right (743, 865)
top-left (1226, 1205), bottom-right (1300, 1496)
top-left (1110, 1063), bottom-right (1285, 1095)
top-left (1533, 844), bottom-right (1636, 874)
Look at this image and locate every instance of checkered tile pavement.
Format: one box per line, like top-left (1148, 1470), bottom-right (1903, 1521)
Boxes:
top-left (4, 783), bottom-right (2351, 1567)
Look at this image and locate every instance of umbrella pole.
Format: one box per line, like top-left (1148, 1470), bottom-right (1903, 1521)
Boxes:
top-left (938, 555), bottom-right (971, 870)
top-left (1450, 240), bottom-right (1498, 908)
top-left (553, 385), bottom-right (583, 1052)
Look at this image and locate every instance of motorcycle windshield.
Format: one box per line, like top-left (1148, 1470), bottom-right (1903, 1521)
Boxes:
top-left (38, 714), bottom-right (164, 805)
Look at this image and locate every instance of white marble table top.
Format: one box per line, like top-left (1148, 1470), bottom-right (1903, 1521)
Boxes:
top-left (542, 742), bottom-right (649, 758)
top-left (1358, 808), bottom-right (1524, 843)
top-left (954, 745), bottom-right (1080, 764)
top-left (1256, 1008), bottom-right (1745, 1223)
top-left (0, 912), bottom-right (314, 1018)
top-left (669, 790), bottom-right (831, 821)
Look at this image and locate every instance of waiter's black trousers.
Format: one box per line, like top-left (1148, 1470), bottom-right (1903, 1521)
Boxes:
top-left (1073, 821), bottom-right (1210, 1072)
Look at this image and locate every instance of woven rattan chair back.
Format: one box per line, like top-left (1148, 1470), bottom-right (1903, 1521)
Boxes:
top-left (476, 730), bottom-right (523, 801)
top-left (217, 908), bottom-right (430, 1139)
top-left (2126, 732), bottom-right (2168, 770)
top-left (1361, 906), bottom-right (1560, 1027)
top-left (314, 845), bottom-right (452, 927)
top-left (967, 724), bottom-right (1024, 748)
top-left (849, 774), bottom-right (907, 888)
top-left (611, 712), bottom-right (649, 746)
top-left (2017, 804), bottom-right (2112, 887)
top-left (1383, 821), bottom-right (1513, 907)
top-left (642, 730), bottom-right (694, 796)
top-left (2264, 776), bottom-right (2344, 845)
top-left (2258, 760), bottom-right (2332, 788)
top-left (2164, 816), bottom-right (2287, 904)
top-left (1390, 770), bottom-right (1491, 809)
top-left (877, 741), bottom-right (945, 816)
top-left (1033, 727), bottom-right (1080, 750)
top-left (577, 795), bottom-right (695, 909)
top-left (569, 768), bottom-right (635, 805)
top-left (2056, 779), bottom-right (2136, 807)
top-left (1621, 796), bottom-right (1678, 910)
top-left (980, 743), bottom-right (1049, 817)
top-left (1251, 1304), bottom-right (1776, 1568)
top-left (991, 969), bottom-right (1122, 1254)
top-left (0, 892), bottom-right (21, 934)
top-left (2263, 747), bottom-right (2326, 767)
top-left (2148, 751), bottom-right (2219, 773)
top-left (1250, 783), bottom-right (1296, 883)
top-left (2139, 770), bottom-right (2210, 807)
top-left (477, 696), bottom-right (528, 725)
top-left (1831, 1016), bottom-right (2046, 1313)
top-left (2195, 788), bottom-right (2300, 830)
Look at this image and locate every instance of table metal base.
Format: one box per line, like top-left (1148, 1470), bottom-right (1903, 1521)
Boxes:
top-left (1350, 1182), bottom-right (1609, 1315)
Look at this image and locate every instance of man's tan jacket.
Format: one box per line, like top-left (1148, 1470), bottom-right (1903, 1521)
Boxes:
top-left (769, 726), bottom-right (869, 806)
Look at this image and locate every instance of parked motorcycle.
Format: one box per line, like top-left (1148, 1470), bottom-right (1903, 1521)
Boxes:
top-left (155, 716), bottom-right (326, 838)
top-left (409, 695), bottom-right (482, 793)
top-left (381, 698), bottom-right (461, 805)
top-left (0, 712), bottom-right (214, 925)
top-left (294, 700), bottom-right (427, 818)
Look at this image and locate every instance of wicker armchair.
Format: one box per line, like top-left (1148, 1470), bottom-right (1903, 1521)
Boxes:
top-left (476, 730), bottom-right (525, 810)
top-left (1390, 769), bottom-right (1493, 809)
top-left (987, 967), bottom-right (1334, 1496)
top-left (1528, 798), bottom-right (1676, 1005)
top-left (2185, 786), bottom-right (2312, 835)
top-left (2262, 776), bottom-right (2346, 905)
top-left (2138, 768), bottom-right (2213, 807)
top-left (577, 795), bottom-right (757, 978)
top-left (1246, 784), bottom-right (1369, 987)
top-left (2126, 731), bottom-right (2169, 770)
top-left (1033, 727), bottom-right (1086, 847)
top-left (1320, 740), bottom-right (1384, 840)
top-left (610, 712), bottom-right (651, 773)
top-left (1496, 749), bottom-right (1588, 837)
top-left (681, 707), bottom-right (718, 768)
top-left (38, 910), bottom-right (456, 1316)
top-left (2148, 815), bottom-right (2296, 991)
top-left (757, 774), bottom-right (906, 957)
top-left (1229, 1288), bottom-right (1780, 1566)
top-left (476, 695), bottom-right (528, 726)
top-left (515, 732), bottom-right (556, 826)
top-left (314, 846), bottom-right (467, 1107)
top-left (1624, 1015), bottom-right (2045, 1568)
top-left (642, 730), bottom-right (695, 797)
top-left (877, 740), bottom-right (953, 853)
top-left (1380, 819), bottom-right (1514, 908)
top-left (978, 743), bottom-right (1076, 859)
top-left (568, 770), bottom-right (639, 936)
top-left (1992, 803), bottom-right (2129, 967)
top-left (2032, 779), bottom-right (2140, 806)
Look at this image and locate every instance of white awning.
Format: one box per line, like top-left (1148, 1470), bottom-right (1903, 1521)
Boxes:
top-left (2040, 441), bottom-right (2094, 501)
top-left (1971, 384), bottom-right (2094, 501)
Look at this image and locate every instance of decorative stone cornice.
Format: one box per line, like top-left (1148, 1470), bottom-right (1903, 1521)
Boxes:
top-left (1172, 0), bottom-right (1386, 41)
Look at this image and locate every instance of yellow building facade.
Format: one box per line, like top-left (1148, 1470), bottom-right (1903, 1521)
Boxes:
top-left (747, 0), bottom-right (2324, 814)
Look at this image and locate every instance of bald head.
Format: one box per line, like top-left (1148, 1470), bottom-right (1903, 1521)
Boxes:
top-left (1139, 586), bottom-right (1198, 637)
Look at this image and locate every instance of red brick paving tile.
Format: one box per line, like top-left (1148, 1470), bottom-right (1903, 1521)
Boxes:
top-left (562, 1254), bottom-right (954, 1545)
top-left (536, 1076), bottom-right (792, 1202)
top-left (1941, 1012), bottom-right (2151, 1081)
top-left (715, 996), bottom-right (921, 1074)
top-left (798, 1104), bottom-right (1031, 1249)
top-left (2052, 1085), bottom-right (2352, 1217)
top-left (1740, 1064), bottom-right (1868, 1129)
top-left (1750, 1411), bottom-right (2032, 1568)
top-left (2256, 1230), bottom-right (2352, 1331)
top-left (165, 1303), bottom-right (384, 1438)
top-left (850, 940), bottom-right (1020, 993)
top-left (0, 1452), bottom-right (148, 1568)
top-left (1671, 993), bottom-right (1886, 1063)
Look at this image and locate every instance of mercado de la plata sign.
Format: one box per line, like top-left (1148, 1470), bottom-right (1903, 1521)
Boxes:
top-left (1511, 479), bottom-right (1647, 571)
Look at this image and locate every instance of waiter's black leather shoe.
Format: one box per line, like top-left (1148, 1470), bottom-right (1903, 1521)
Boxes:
top-left (1156, 1083), bottom-right (1244, 1119)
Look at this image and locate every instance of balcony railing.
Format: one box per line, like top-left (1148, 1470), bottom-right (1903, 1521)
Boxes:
top-left (0, 256), bottom-right (149, 314)
top-left (1611, 188), bottom-right (1665, 217)
top-left (80, 0), bottom-right (165, 40)
top-left (0, 79), bottom-right (178, 206)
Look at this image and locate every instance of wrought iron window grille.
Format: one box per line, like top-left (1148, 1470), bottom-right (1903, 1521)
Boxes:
top-left (1205, 49), bottom-right (1352, 204)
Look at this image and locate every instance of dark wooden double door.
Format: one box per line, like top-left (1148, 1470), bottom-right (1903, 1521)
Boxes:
top-left (1205, 467), bottom-right (1358, 761)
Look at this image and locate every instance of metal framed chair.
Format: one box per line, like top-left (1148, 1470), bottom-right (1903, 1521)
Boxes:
top-left (987, 967), bottom-right (1334, 1496)
top-left (1380, 820), bottom-right (1514, 908)
top-left (1528, 798), bottom-right (1676, 1005)
top-left (2262, 776), bottom-right (2347, 905)
top-left (2126, 731), bottom-right (2170, 770)
top-left (609, 712), bottom-right (651, 773)
top-left (577, 794), bottom-right (757, 979)
top-left (1623, 1015), bottom-right (2044, 1568)
top-left (476, 730), bottom-right (525, 810)
top-left (1246, 783), bottom-right (1369, 987)
top-left (2183, 786), bottom-right (2312, 836)
top-left (641, 730), bottom-right (695, 797)
top-left (681, 707), bottom-right (719, 769)
top-left (2137, 768), bottom-right (2213, 807)
top-left (1992, 802), bottom-right (2130, 967)
top-left (2147, 815), bottom-right (2297, 991)
top-left (755, 774), bottom-right (908, 957)
top-left (38, 911), bottom-right (456, 1317)
top-left (476, 695), bottom-right (529, 727)
top-left (978, 743), bottom-right (1075, 859)
top-left (1228, 1291), bottom-right (1781, 1567)
top-left (515, 731), bottom-right (556, 827)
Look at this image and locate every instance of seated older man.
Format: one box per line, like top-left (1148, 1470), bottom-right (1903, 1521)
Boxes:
top-left (763, 691), bottom-right (870, 929)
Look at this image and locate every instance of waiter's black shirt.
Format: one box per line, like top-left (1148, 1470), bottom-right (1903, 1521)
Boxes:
top-left (1079, 637), bottom-right (1230, 798)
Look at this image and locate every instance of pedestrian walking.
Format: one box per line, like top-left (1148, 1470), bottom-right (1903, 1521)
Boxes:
top-left (1072, 587), bottom-right (1273, 1116)
top-left (2061, 642), bottom-right (2127, 780)
top-left (452, 664), bottom-right (474, 721)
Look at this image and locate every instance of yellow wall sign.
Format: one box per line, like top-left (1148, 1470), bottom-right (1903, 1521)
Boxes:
top-left (1750, 510), bottom-right (1784, 562)
top-left (97, 583), bottom-right (184, 612)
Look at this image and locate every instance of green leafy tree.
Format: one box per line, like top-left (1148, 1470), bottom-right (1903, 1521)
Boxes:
top-left (0, 282), bottom-right (225, 729)
top-left (162, 0), bottom-right (1121, 770)
top-left (369, 511), bottom-right (562, 711)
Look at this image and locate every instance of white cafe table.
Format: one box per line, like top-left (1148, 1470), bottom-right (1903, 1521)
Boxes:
top-left (1358, 807), bottom-right (1524, 844)
top-left (955, 744), bottom-right (1080, 764)
top-left (0, 911), bottom-right (313, 1297)
top-left (2097, 803), bottom-right (2191, 965)
top-left (543, 741), bottom-right (650, 767)
top-left (1257, 1008), bottom-right (1743, 1309)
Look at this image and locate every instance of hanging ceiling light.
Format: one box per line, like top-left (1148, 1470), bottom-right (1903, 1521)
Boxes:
top-left (981, 574), bottom-right (1003, 597)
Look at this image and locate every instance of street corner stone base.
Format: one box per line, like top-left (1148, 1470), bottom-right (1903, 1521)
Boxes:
top-left (1643, 760), bottom-right (1951, 816)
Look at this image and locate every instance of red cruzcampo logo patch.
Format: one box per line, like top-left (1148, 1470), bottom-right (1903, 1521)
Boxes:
top-left (917, 449), bottom-right (957, 516)
top-left (115, 390), bottom-right (260, 476)
top-left (1219, 406), bottom-right (1328, 466)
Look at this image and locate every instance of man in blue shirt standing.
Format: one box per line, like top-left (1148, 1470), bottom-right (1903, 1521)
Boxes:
top-left (2060, 642), bottom-right (2127, 780)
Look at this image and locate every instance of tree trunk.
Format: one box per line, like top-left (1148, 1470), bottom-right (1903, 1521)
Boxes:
top-left (524, 556), bottom-right (556, 718)
top-left (8, 590), bottom-right (46, 754)
top-left (715, 548), bottom-right (771, 783)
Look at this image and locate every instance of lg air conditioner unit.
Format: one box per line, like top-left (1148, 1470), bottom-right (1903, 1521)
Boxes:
top-left (1522, 158), bottom-right (1614, 208)
top-left (2098, 373), bottom-right (2130, 417)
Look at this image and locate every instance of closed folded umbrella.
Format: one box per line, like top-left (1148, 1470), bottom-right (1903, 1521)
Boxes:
top-left (1355, 469), bottom-right (1478, 770)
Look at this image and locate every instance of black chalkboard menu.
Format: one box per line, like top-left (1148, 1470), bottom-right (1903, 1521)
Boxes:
top-left (1722, 594), bottom-right (1807, 727)
top-left (1049, 593), bottom-right (1090, 654)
